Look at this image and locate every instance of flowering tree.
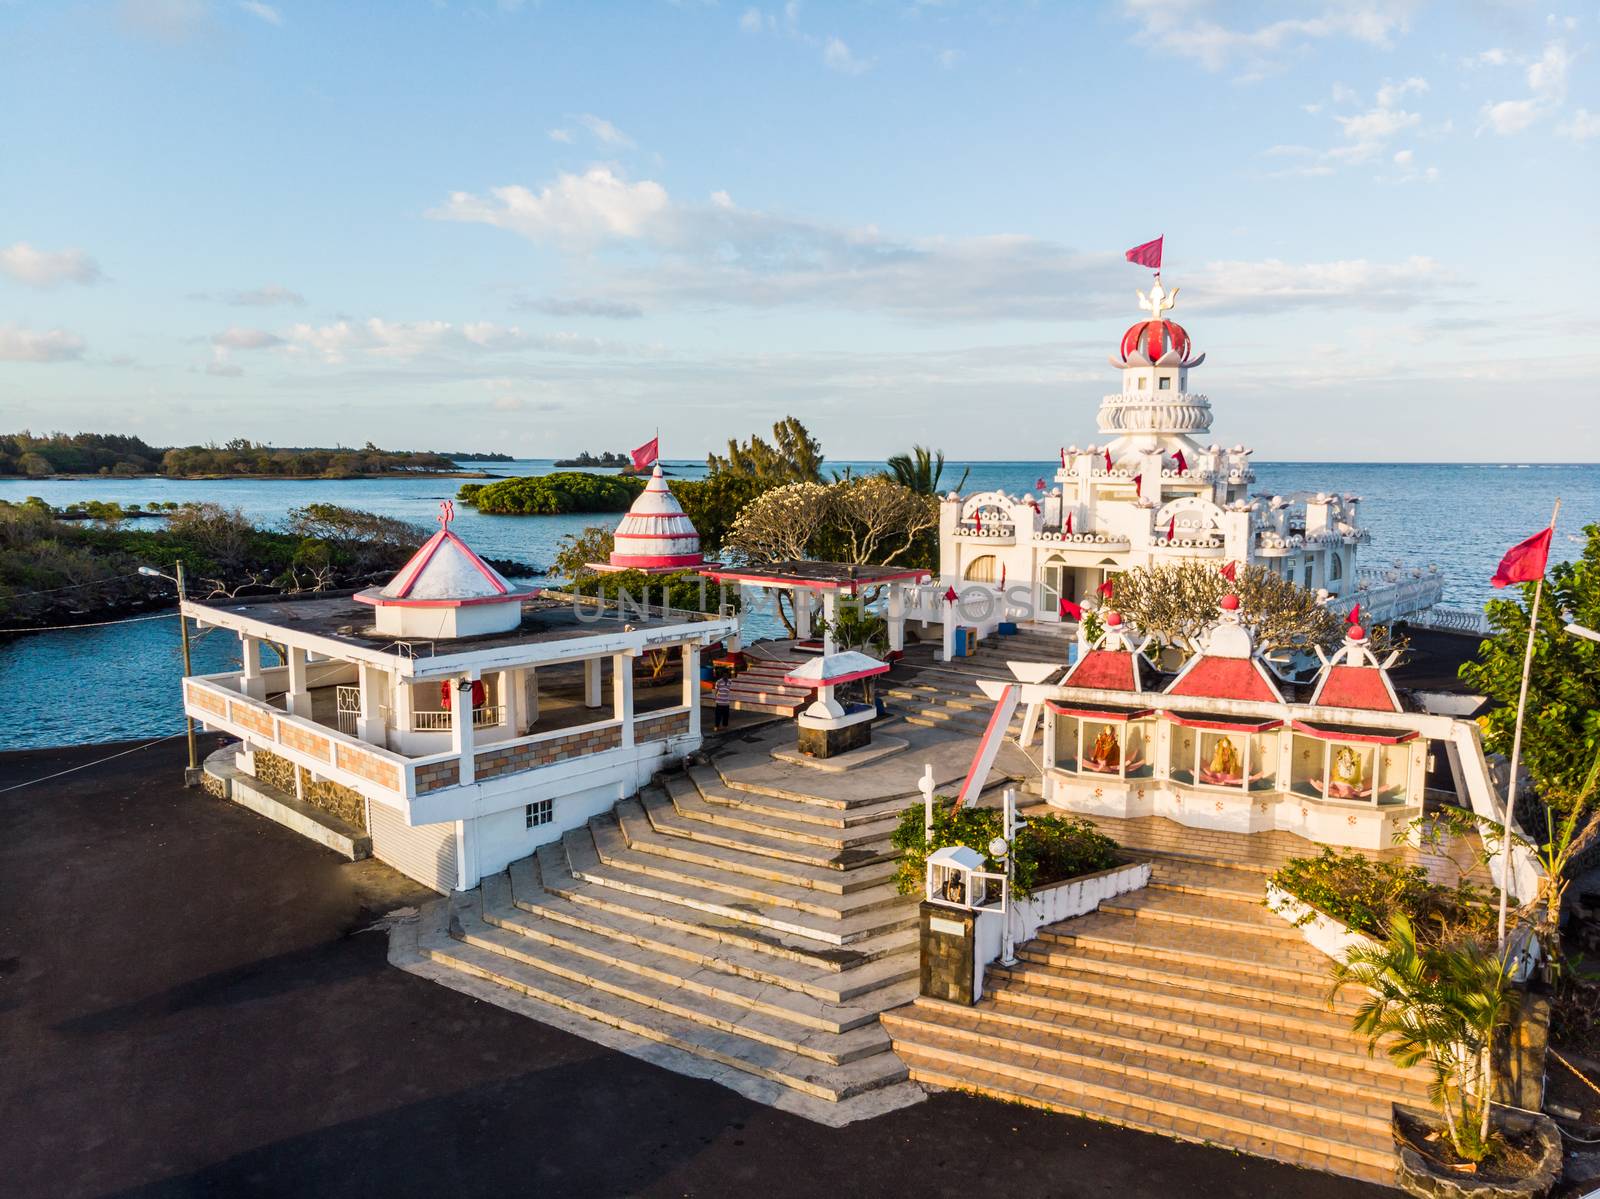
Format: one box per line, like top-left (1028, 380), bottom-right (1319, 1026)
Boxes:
top-left (1108, 560), bottom-right (1346, 658)
top-left (724, 481), bottom-right (835, 564)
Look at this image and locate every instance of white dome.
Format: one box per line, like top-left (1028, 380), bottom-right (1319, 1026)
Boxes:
top-left (609, 466), bottom-right (703, 570)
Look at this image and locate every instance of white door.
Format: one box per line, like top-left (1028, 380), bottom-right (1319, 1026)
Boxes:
top-left (1040, 562), bottom-right (1066, 622)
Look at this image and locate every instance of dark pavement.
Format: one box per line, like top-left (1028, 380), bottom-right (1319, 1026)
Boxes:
top-left (1, 737), bottom-right (1395, 1199)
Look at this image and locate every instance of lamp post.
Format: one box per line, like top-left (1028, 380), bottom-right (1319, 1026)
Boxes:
top-left (140, 561), bottom-right (198, 782)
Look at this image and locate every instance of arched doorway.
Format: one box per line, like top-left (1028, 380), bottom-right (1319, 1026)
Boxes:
top-left (1040, 554), bottom-right (1068, 620)
top-left (964, 555), bottom-right (998, 583)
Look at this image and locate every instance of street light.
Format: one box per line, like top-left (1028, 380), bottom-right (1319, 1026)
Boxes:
top-left (141, 562), bottom-right (199, 782)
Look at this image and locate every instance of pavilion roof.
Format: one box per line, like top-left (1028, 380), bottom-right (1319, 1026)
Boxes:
top-left (700, 560), bottom-right (930, 591)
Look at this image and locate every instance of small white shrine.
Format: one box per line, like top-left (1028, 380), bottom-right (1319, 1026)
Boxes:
top-left (182, 502), bottom-right (736, 894)
top-left (591, 464), bottom-right (706, 574)
top-left (933, 277), bottom-right (1443, 631)
top-left (1039, 598), bottom-right (1489, 853)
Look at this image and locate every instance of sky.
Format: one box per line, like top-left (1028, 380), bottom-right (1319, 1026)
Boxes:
top-left (1, 1), bottom-right (1597, 462)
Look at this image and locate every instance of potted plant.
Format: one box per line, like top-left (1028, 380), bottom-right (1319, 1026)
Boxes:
top-left (1330, 914), bottom-right (1563, 1197)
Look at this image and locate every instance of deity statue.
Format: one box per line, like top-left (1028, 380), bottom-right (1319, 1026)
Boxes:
top-left (1324, 746), bottom-right (1370, 799)
top-left (1085, 727), bottom-right (1122, 772)
top-left (1201, 736), bottom-right (1242, 785)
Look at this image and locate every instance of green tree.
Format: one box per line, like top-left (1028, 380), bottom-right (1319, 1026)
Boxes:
top-left (886, 445), bottom-right (969, 495)
top-left (1330, 914), bottom-right (1516, 1163)
top-left (551, 525), bottom-right (617, 580)
top-left (707, 416), bottom-right (824, 483)
top-left (1460, 522), bottom-right (1600, 797)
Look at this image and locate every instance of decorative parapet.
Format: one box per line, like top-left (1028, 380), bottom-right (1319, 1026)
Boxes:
top-left (475, 721), bottom-right (624, 782)
top-left (1035, 531), bottom-right (1130, 547)
top-left (635, 707), bottom-right (691, 742)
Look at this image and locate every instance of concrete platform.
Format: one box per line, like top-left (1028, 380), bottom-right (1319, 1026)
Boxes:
top-left (771, 734), bottom-right (909, 773)
top-left (203, 745), bottom-right (371, 861)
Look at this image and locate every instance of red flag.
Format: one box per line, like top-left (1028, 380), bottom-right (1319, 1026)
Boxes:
top-left (1347, 603), bottom-right (1361, 626)
top-left (630, 436), bottom-right (659, 471)
top-left (999, 564), bottom-right (1006, 588)
top-left (1219, 561), bottom-right (1237, 582)
top-left (1059, 598), bottom-right (1082, 620)
top-left (1036, 477), bottom-right (1047, 491)
top-left (1059, 447), bottom-right (1066, 467)
top-left (1103, 448), bottom-right (1113, 473)
top-left (942, 586), bottom-right (958, 603)
top-left (1174, 449), bottom-right (1188, 473)
top-left (1491, 527), bottom-right (1553, 588)
top-left (1124, 235), bottom-right (1163, 270)
top-left (1064, 512), bottom-right (1073, 534)
top-left (1098, 579), bottom-right (1115, 599)
top-left (1134, 474), bottom-right (1142, 497)
top-left (974, 511), bottom-right (982, 532)
top-left (1166, 516), bottom-right (1176, 541)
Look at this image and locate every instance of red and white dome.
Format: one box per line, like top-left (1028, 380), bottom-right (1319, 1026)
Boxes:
top-left (608, 465), bottom-right (703, 571)
top-left (1118, 319), bottom-right (1196, 366)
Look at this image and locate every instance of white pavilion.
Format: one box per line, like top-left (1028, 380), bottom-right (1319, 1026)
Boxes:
top-left (930, 277), bottom-right (1444, 639)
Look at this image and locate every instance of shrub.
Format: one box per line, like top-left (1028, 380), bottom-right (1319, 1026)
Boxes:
top-left (462, 472), bottom-right (643, 515)
top-left (1269, 848), bottom-right (1496, 945)
top-left (565, 568), bottom-right (737, 616)
top-left (891, 800), bottom-right (1120, 898)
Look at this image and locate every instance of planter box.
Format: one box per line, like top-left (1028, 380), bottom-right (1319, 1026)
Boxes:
top-left (1265, 882), bottom-right (1379, 962)
top-left (1392, 1103), bottom-right (1562, 1199)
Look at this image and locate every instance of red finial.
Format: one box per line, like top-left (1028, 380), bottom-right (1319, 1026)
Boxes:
top-left (1105, 611), bottom-right (1123, 627)
top-left (438, 499), bottom-right (455, 530)
top-left (1219, 593), bottom-right (1240, 611)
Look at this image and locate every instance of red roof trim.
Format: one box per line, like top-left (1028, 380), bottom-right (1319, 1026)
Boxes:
top-left (1290, 720), bottom-right (1417, 746)
top-left (1164, 712), bottom-right (1282, 733)
top-left (782, 664), bottom-right (890, 688)
top-left (353, 589), bottom-right (535, 610)
top-left (385, 529), bottom-right (508, 599)
top-left (1046, 702), bottom-right (1152, 722)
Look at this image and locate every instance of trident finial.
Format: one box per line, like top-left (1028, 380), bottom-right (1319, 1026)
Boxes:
top-left (1138, 278), bottom-right (1178, 321)
top-left (438, 499), bottom-right (455, 530)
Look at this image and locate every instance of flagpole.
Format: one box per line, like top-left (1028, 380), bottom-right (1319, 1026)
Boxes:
top-left (1497, 497), bottom-right (1561, 948)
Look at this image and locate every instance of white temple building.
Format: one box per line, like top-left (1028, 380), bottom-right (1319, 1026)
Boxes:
top-left (183, 503), bottom-right (736, 894)
top-left (931, 278), bottom-right (1444, 635)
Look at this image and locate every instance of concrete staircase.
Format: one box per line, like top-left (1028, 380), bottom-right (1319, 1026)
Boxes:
top-left (888, 625), bottom-right (1073, 738)
top-left (881, 849), bottom-right (1430, 1185)
top-left (411, 756), bottom-right (926, 1123)
top-left (725, 654), bottom-right (812, 716)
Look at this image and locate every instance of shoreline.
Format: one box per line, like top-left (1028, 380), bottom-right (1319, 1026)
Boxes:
top-left (7, 469), bottom-right (498, 482)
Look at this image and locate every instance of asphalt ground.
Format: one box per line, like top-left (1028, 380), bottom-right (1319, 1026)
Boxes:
top-left (0, 736), bottom-right (1394, 1199)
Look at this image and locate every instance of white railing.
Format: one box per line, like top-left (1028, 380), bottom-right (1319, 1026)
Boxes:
top-left (1402, 605), bottom-right (1491, 636)
top-left (412, 706), bottom-right (502, 732)
top-left (336, 685), bottom-right (359, 736)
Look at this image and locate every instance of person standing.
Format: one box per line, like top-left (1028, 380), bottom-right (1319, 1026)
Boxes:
top-left (713, 669), bottom-right (733, 730)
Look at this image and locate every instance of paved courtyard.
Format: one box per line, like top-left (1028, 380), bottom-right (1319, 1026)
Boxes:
top-left (1, 736), bottom-right (1395, 1199)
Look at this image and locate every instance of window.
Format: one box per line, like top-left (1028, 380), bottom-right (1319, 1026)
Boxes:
top-left (526, 799), bottom-right (553, 828)
top-left (964, 554), bottom-right (998, 583)
top-left (1290, 735), bottom-right (1378, 803)
top-left (1158, 376), bottom-right (1172, 390)
top-left (1329, 554), bottom-right (1343, 582)
top-left (1137, 375), bottom-right (1147, 389)
top-left (1052, 712), bottom-right (1154, 780)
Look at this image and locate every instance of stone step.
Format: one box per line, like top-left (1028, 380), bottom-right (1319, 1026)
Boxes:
top-left (468, 878), bottom-right (895, 1045)
top-left (1014, 938), bottom-right (1347, 1017)
top-left (1144, 865), bottom-right (1268, 904)
top-left (656, 777), bottom-right (897, 866)
top-left (883, 1024), bottom-right (1392, 1185)
top-left (1036, 910), bottom-right (1333, 984)
top-left (1095, 887), bottom-right (1301, 941)
top-left (422, 906), bottom-right (909, 1103)
top-left (624, 796), bottom-right (899, 895)
top-left (686, 764), bottom-right (911, 831)
top-left (539, 842), bottom-right (917, 973)
top-left (985, 977), bottom-right (1412, 1083)
top-left (516, 853), bottom-right (917, 1000)
top-left (885, 998), bottom-right (1412, 1133)
top-left (930, 985), bottom-right (1427, 1107)
top-left (573, 824), bottom-right (918, 947)
top-left (710, 762), bottom-right (925, 811)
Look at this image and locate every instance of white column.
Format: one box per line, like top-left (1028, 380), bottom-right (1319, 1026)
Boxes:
top-left (286, 646), bottom-right (312, 718)
top-left (682, 642), bottom-right (702, 739)
top-left (393, 678), bottom-right (415, 736)
top-left (452, 669), bottom-right (479, 785)
top-left (820, 591), bottom-right (839, 657)
top-left (240, 634), bottom-right (265, 699)
top-left (356, 662), bottom-right (386, 745)
top-left (887, 583), bottom-right (905, 654)
top-left (525, 668), bottom-right (540, 724)
top-left (499, 667), bottom-right (520, 735)
top-left (794, 587), bottom-right (812, 639)
top-left (1042, 709), bottom-right (1057, 771)
top-left (614, 652), bottom-right (635, 748)
top-left (584, 657), bottom-right (603, 708)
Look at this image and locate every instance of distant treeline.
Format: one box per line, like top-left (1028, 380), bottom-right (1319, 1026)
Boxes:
top-left (553, 450), bottom-right (630, 467)
top-left (0, 433), bottom-right (505, 479)
top-left (441, 451), bottom-right (515, 462)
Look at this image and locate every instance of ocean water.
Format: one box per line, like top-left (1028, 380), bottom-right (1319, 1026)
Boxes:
top-left (2, 458), bottom-right (1594, 751)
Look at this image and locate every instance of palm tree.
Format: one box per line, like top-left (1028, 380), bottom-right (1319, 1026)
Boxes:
top-left (1329, 914), bottom-right (1516, 1162)
top-left (886, 445), bottom-right (968, 495)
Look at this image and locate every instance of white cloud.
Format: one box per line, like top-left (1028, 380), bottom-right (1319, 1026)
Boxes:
top-left (514, 296), bottom-right (645, 319)
top-left (937, 48), bottom-right (961, 68)
top-left (1392, 148), bottom-right (1413, 165)
top-left (1465, 47), bottom-right (1508, 67)
top-left (1480, 98), bottom-right (1540, 135)
top-left (0, 242), bottom-right (103, 288)
top-left (1119, 0), bottom-right (1418, 73)
top-left (548, 128), bottom-right (575, 143)
top-left (119, 0), bottom-right (209, 42)
top-left (274, 317), bottom-right (639, 365)
top-left (211, 283), bottom-right (304, 307)
top-left (1479, 40), bottom-right (1572, 136)
top-left (574, 113), bottom-right (633, 147)
top-left (429, 167), bottom-right (671, 245)
top-left (0, 324), bottom-right (86, 362)
top-left (433, 166), bottom-right (1455, 322)
top-left (1189, 256), bottom-right (1450, 313)
top-left (739, 6), bottom-right (768, 33)
top-left (823, 36), bottom-right (870, 75)
top-left (1277, 78), bottom-right (1432, 175)
top-left (211, 326), bottom-right (284, 349)
top-left (238, 1), bottom-right (280, 25)
top-left (1559, 108), bottom-right (1600, 142)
